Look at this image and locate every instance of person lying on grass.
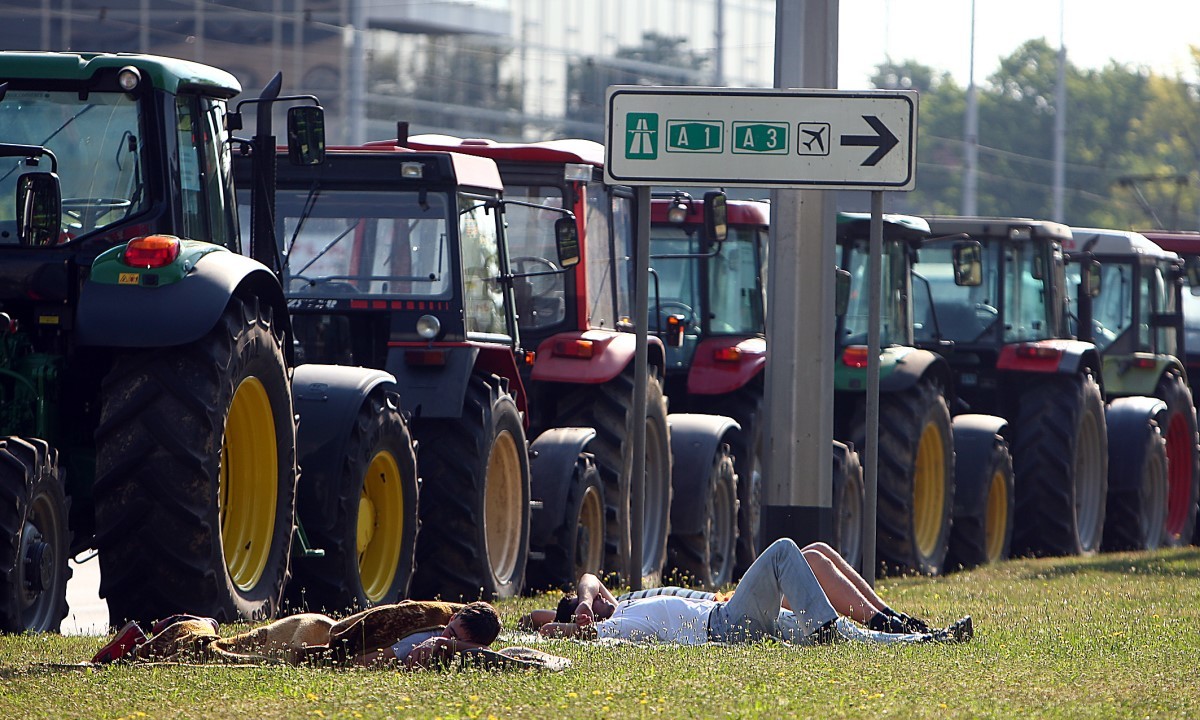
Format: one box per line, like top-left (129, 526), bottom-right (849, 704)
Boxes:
top-left (522, 539), bottom-right (972, 646)
top-left (91, 600), bottom-right (501, 669)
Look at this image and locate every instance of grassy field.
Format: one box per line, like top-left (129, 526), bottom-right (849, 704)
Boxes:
top-left (3, 548), bottom-right (1199, 720)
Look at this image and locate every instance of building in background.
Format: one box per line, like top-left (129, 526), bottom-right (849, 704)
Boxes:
top-left (2, 0), bottom-right (775, 143)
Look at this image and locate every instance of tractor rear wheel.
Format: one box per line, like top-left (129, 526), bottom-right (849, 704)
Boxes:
top-left (667, 446), bottom-right (738, 590)
top-left (290, 391), bottom-right (419, 613)
top-left (527, 454), bottom-right (605, 591)
top-left (95, 296), bottom-right (296, 627)
top-left (409, 375), bottom-right (530, 601)
top-left (0, 438), bottom-right (71, 633)
top-left (852, 377), bottom-right (954, 575)
top-left (1011, 372), bottom-right (1108, 556)
top-left (554, 368), bottom-right (671, 586)
top-left (1155, 372), bottom-right (1199, 546)
top-left (946, 438), bottom-right (1014, 569)
top-left (832, 441), bottom-right (864, 572)
top-left (1102, 424), bottom-right (1168, 551)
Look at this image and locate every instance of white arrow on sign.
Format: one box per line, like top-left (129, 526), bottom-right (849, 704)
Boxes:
top-left (604, 86), bottom-right (918, 190)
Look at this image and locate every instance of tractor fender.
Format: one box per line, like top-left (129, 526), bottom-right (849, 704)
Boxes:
top-left (292, 364), bottom-right (400, 534)
top-left (880, 348), bottom-right (955, 403)
top-left (667, 413), bottom-right (741, 536)
top-left (686, 336), bottom-right (766, 395)
top-left (77, 251), bottom-right (288, 348)
top-left (528, 427), bottom-right (598, 548)
top-left (1102, 355), bottom-right (1186, 399)
top-left (532, 330), bottom-right (665, 385)
top-left (950, 413), bottom-right (1009, 516)
top-left (1105, 396), bottom-right (1167, 495)
top-left (996, 339), bottom-right (1102, 380)
top-left (385, 345), bottom-right (481, 420)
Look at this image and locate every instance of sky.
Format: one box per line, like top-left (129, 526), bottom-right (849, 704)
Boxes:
top-left (835, 0), bottom-right (1200, 89)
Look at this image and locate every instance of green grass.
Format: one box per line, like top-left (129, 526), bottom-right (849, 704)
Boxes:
top-left (4, 549), bottom-right (1200, 719)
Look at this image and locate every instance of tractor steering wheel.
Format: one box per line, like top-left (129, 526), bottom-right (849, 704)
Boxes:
top-left (62, 197), bottom-right (132, 233)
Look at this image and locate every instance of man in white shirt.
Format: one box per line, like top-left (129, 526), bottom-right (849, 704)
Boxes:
top-left (528, 538), bottom-right (971, 645)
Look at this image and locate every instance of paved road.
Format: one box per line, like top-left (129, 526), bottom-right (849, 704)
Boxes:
top-left (61, 556), bottom-right (108, 636)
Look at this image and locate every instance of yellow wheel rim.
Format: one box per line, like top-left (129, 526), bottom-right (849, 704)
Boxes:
top-left (358, 450), bottom-right (404, 602)
top-left (485, 429), bottom-right (523, 586)
top-left (983, 467), bottom-right (1008, 563)
top-left (576, 484), bottom-right (605, 578)
top-left (220, 377), bottom-right (279, 592)
top-left (913, 420), bottom-right (946, 560)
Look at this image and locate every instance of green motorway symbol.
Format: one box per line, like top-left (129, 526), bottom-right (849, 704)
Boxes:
top-left (732, 122), bottom-right (789, 154)
top-left (666, 121), bottom-right (723, 153)
top-left (625, 113), bottom-right (659, 159)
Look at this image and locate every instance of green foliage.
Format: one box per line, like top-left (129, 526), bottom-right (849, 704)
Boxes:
top-left (884, 41), bottom-right (1200, 229)
top-left (4, 550), bottom-right (1200, 719)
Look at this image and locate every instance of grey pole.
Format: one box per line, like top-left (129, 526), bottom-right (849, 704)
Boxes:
top-left (630, 185), bottom-right (651, 590)
top-left (762, 0), bottom-right (838, 548)
top-left (862, 191), bottom-right (884, 586)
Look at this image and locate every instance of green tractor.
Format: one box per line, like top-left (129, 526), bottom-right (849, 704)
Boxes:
top-left (0, 52), bottom-right (413, 631)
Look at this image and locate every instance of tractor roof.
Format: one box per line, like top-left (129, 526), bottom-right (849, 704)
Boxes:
top-left (651, 196), bottom-right (769, 226)
top-left (837, 212), bottom-right (930, 243)
top-left (397, 134), bottom-right (606, 167)
top-left (1065, 227), bottom-right (1180, 262)
top-left (924, 215), bottom-right (1072, 244)
top-left (1137, 229), bottom-right (1200, 258)
top-left (0, 51), bottom-right (241, 98)
top-left (272, 147), bottom-right (504, 193)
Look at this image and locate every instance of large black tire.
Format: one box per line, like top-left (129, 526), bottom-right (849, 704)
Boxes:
top-left (409, 375), bottom-right (530, 601)
top-left (1011, 372), bottom-right (1108, 556)
top-left (667, 445), bottom-right (738, 590)
top-left (289, 391), bottom-right (419, 614)
top-left (851, 377), bottom-right (954, 575)
top-left (703, 387), bottom-right (763, 579)
top-left (95, 296), bottom-right (297, 627)
top-left (0, 438), bottom-right (71, 633)
top-left (1102, 423), bottom-right (1168, 552)
top-left (553, 368), bottom-right (672, 586)
top-left (946, 438), bottom-right (1014, 570)
top-left (1154, 372), bottom-right (1200, 546)
top-left (526, 454), bottom-right (605, 592)
top-left (831, 441), bottom-right (864, 573)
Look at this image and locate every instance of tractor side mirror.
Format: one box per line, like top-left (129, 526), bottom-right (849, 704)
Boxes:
top-left (16, 171), bottom-right (62, 247)
top-left (287, 105), bottom-right (326, 166)
top-left (703, 191), bottom-right (727, 248)
top-left (952, 241), bottom-right (983, 286)
top-left (835, 267), bottom-right (851, 317)
top-left (554, 217), bottom-right (580, 268)
top-left (1080, 258), bottom-right (1102, 298)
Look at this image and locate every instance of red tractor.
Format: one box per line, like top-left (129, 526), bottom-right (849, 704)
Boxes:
top-left (387, 133), bottom-right (742, 589)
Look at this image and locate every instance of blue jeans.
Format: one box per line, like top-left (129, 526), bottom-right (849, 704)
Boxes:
top-left (707, 538), bottom-right (839, 644)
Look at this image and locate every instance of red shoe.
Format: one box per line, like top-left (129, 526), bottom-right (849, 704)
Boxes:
top-left (91, 621), bottom-right (147, 664)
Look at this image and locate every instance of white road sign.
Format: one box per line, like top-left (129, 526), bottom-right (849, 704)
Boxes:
top-left (604, 86), bottom-right (918, 190)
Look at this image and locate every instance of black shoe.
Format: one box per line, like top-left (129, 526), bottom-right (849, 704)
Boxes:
top-left (811, 619), bottom-right (842, 645)
top-left (897, 612), bottom-right (932, 634)
top-left (926, 615), bottom-right (973, 644)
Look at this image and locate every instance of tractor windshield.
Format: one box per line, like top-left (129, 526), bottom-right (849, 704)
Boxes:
top-left (914, 239), bottom-right (1055, 345)
top-left (0, 90), bottom-right (146, 243)
top-left (839, 237), bottom-right (909, 348)
top-left (502, 183), bottom-right (568, 329)
top-left (650, 224), bottom-right (764, 336)
top-left (1071, 258), bottom-right (1175, 355)
top-left (270, 187), bottom-right (454, 299)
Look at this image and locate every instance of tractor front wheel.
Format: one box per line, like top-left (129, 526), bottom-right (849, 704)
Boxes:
top-left (668, 446), bottom-right (738, 590)
top-left (946, 438), bottom-right (1014, 569)
top-left (0, 438), bottom-right (71, 633)
top-left (290, 391), bottom-right (419, 613)
top-left (95, 296), bottom-right (296, 627)
top-left (527, 455), bottom-right (605, 591)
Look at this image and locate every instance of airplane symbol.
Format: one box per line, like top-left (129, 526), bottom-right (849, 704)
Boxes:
top-left (802, 126), bottom-right (826, 152)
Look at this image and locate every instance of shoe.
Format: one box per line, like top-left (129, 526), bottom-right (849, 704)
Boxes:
top-left (926, 615), bottom-right (973, 644)
top-left (897, 612), bottom-right (931, 634)
top-left (810, 619), bottom-right (843, 645)
top-left (91, 621), bottom-right (147, 664)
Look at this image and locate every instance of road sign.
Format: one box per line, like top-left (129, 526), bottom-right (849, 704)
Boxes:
top-left (605, 86), bottom-right (918, 190)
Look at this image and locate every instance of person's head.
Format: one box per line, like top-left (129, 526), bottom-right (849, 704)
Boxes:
top-left (553, 593), bottom-right (615, 623)
top-left (442, 601), bottom-right (501, 646)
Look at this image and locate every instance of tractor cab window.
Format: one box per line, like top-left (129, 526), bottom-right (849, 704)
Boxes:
top-left (913, 242), bottom-right (1001, 344)
top-left (1086, 262), bottom-right (1134, 351)
top-left (459, 194), bottom-right (506, 336)
top-left (0, 89), bottom-right (146, 244)
top-left (649, 224), bottom-right (703, 337)
top-left (584, 180), bottom-right (618, 330)
top-left (708, 225), bottom-right (764, 334)
top-left (1002, 242), bottom-right (1054, 343)
top-left (502, 183), bottom-right (567, 329)
top-left (840, 237), bottom-right (908, 348)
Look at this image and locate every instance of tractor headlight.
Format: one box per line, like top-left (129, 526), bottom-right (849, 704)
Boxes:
top-left (416, 314), bottom-right (441, 339)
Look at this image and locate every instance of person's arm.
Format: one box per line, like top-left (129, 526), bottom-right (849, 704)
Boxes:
top-left (517, 608), bottom-right (556, 631)
top-left (538, 622), bottom-right (598, 640)
top-left (573, 573), bottom-right (617, 626)
top-left (402, 636), bottom-right (487, 670)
